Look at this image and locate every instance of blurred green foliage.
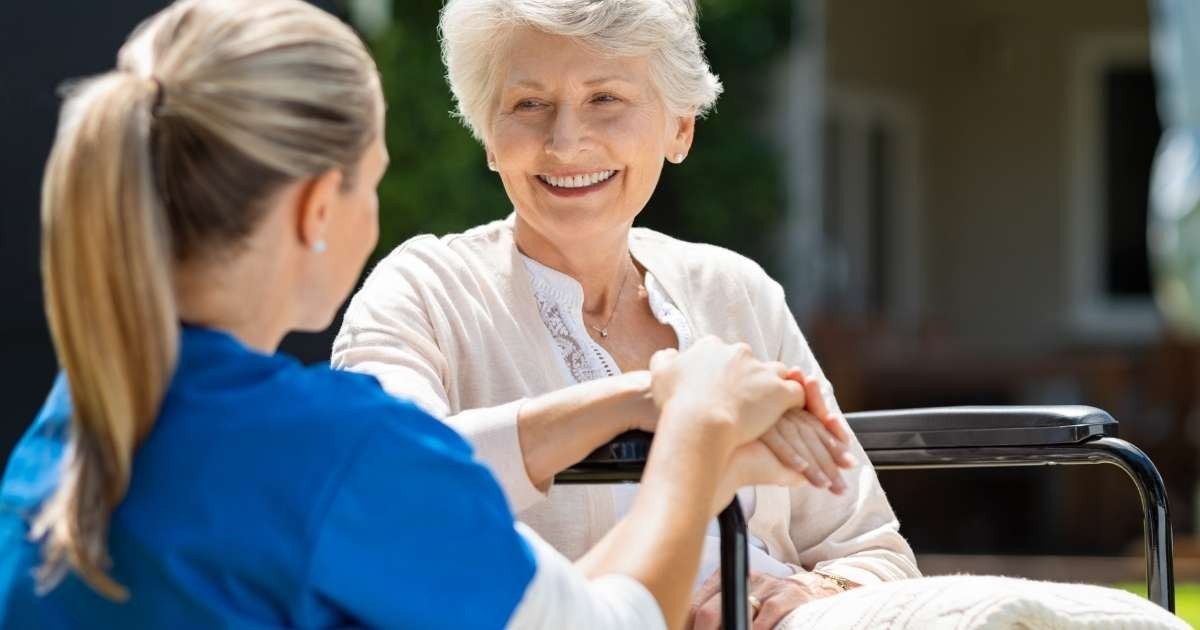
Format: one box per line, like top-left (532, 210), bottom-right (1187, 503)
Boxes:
top-left (365, 0), bottom-right (792, 272)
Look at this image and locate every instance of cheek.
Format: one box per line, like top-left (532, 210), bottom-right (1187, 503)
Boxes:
top-left (358, 195), bottom-right (379, 253)
top-left (490, 120), bottom-right (538, 163)
top-left (333, 193), bottom-right (377, 259)
top-left (604, 111), bottom-right (666, 165)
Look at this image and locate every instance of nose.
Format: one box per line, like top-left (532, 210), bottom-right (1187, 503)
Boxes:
top-left (545, 106), bottom-right (587, 163)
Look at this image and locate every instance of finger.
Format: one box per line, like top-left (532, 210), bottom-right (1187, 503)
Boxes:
top-left (649, 347), bottom-right (679, 372)
top-left (761, 428), bottom-right (809, 473)
top-left (778, 420), bottom-right (832, 490)
top-left (793, 409), bottom-right (855, 469)
top-left (730, 442), bottom-right (806, 490)
top-left (777, 375), bottom-right (806, 411)
top-left (753, 594), bottom-right (800, 630)
top-left (797, 420), bottom-right (846, 495)
top-left (692, 570), bottom-right (724, 609)
top-left (691, 592), bottom-right (723, 630)
top-left (801, 375), bottom-right (851, 444)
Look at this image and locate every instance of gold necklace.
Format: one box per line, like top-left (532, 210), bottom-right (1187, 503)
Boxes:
top-left (588, 263), bottom-right (632, 338)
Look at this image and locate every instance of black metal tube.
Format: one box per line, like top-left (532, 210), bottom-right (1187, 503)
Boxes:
top-left (1086, 438), bottom-right (1175, 612)
top-left (717, 498), bottom-right (749, 630)
top-left (866, 437), bottom-right (1175, 612)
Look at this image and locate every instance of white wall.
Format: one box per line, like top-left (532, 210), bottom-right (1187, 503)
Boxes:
top-left (825, 0), bottom-right (1152, 351)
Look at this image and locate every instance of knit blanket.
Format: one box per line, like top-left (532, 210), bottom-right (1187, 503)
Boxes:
top-left (776, 575), bottom-right (1189, 629)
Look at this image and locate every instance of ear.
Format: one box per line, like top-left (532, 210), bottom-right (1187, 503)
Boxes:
top-left (297, 168), bottom-right (343, 251)
top-left (667, 112), bottom-right (696, 162)
top-left (485, 147), bottom-right (498, 172)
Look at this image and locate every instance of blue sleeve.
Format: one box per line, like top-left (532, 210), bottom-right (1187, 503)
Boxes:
top-left (309, 403), bottom-right (537, 628)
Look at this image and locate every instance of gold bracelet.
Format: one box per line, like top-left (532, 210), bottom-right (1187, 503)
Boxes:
top-left (812, 570), bottom-right (854, 591)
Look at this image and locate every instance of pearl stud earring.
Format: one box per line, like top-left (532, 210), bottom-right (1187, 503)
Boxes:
top-left (313, 239), bottom-right (327, 254)
top-left (673, 153), bottom-right (685, 163)
top-left (487, 160), bottom-right (498, 171)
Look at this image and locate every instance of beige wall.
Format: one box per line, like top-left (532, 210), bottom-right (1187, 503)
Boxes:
top-left (826, 0), bottom-right (1152, 350)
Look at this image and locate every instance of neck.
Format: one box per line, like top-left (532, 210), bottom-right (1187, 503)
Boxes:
top-left (174, 248), bottom-right (295, 355)
top-left (514, 215), bottom-right (635, 315)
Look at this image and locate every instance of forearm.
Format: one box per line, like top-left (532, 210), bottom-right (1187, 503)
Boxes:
top-left (507, 524), bottom-right (667, 630)
top-left (575, 404), bottom-right (735, 630)
top-left (517, 370), bottom-right (655, 489)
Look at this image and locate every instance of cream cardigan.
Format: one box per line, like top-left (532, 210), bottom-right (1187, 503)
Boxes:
top-left (332, 217), bottom-right (920, 586)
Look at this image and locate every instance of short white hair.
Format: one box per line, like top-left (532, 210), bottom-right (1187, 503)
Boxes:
top-left (439, 0), bottom-right (724, 142)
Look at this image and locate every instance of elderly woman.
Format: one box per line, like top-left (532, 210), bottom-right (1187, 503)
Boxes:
top-left (334, 0), bottom-right (917, 625)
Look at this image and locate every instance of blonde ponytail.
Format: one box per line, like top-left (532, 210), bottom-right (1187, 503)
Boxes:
top-left (32, 0), bottom-right (379, 600)
top-left (34, 72), bottom-right (178, 601)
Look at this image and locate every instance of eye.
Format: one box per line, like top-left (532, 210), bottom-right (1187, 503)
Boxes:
top-left (515, 99), bottom-right (545, 111)
top-left (592, 93), bottom-right (621, 104)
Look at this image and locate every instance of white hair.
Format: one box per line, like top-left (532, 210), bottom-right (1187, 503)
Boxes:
top-left (439, 0), bottom-right (724, 141)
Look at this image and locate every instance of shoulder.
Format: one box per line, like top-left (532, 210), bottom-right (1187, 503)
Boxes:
top-left (0, 374), bottom-right (72, 512)
top-left (355, 218), bottom-right (514, 303)
top-left (289, 365), bottom-right (471, 455)
top-left (631, 227), bottom-right (783, 298)
top-left (374, 218), bottom-right (512, 273)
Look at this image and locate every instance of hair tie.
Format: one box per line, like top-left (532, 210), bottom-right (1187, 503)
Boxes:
top-left (149, 76), bottom-right (165, 115)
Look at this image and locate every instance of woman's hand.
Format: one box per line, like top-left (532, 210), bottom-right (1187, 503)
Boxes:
top-left (648, 337), bottom-right (806, 446)
top-left (757, 371), bottom-right (856, 494)
top-left (688, 571), bottom-right (855, 630)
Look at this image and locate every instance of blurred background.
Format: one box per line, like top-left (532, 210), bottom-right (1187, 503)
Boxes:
top-left (2, 0), bottom-right (1194, 598)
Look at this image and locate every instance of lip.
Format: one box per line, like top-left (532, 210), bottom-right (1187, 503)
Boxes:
top-left (535, 170), bottom-right (620, 198)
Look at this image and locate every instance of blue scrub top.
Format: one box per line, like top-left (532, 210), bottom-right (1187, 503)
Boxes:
top-left (0, 325), bottom-right (536, 628)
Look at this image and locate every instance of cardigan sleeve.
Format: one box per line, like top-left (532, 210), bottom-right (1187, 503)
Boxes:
top-left (331, 243), bottom-right (549, 512)
top-left (759, 275), bottom-right (922, 585)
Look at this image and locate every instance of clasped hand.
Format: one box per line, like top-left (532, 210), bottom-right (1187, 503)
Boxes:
top-left (647, 337), bottom-right (856, 510)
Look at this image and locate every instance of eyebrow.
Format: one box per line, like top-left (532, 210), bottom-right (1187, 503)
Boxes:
top-left (507, 76), bottom-right (637, 90)
top-left (583, 76), bottom-right (635, 87)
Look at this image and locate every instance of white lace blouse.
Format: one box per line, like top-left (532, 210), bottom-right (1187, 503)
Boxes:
top-left (521, 254), bottom-right (795, 587)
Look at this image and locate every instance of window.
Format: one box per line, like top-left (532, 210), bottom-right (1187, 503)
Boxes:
top-left (822, 89), bottom-right (924, 325)
top-left (1066, 34), bottom-right (1162, 340)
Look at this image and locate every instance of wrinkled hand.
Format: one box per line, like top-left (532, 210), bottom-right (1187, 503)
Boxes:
top-left (758, 372), bottom-right (856, 494)
top-left (648, 337), bottom-right (805, 445)
top-left (688, 571), bottom-right (852, 630)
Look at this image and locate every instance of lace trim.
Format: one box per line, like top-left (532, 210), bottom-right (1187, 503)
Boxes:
top-left (528, 275), bottom-right (615, 382)
top-left (522, 254), bottom-right (688, 384)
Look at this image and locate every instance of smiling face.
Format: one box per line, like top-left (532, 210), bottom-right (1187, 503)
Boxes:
top-left (487, 28), bottom-right (694, 249)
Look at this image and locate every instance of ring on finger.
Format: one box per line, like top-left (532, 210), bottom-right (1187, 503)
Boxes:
top-left (748, 594), bottom-right (763, 617)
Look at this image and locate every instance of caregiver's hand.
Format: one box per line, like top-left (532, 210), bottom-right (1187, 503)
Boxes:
top-left (755, 371), bottom-right (855, 494)
top-left (648, 337), bottom-right (806, 445)
top-left (710, 441), bottom-right (806, 516)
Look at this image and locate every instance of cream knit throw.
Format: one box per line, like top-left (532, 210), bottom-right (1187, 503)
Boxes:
top-left (775, 575), bottom-right (1188, 629)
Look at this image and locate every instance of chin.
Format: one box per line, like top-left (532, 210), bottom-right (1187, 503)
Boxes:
top-left (296, 306), bottom-right (339, 333)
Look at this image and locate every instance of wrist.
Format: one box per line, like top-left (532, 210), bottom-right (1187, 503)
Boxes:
top-left (657, 398), bottom-right (737, 452)
top-left (804, 569), bottom-right (858, 593)
top-left (616, 370), bottom-right (657, 432)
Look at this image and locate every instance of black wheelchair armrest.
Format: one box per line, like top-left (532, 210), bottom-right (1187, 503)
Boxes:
top-left (846, 405), bottom-right (1117, 450)
top-left (565, 405), bottom-right (1117, 468)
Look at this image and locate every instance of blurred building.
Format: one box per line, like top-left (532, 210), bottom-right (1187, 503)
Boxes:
top-left (788, 0), bottom-right (1193, 562)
